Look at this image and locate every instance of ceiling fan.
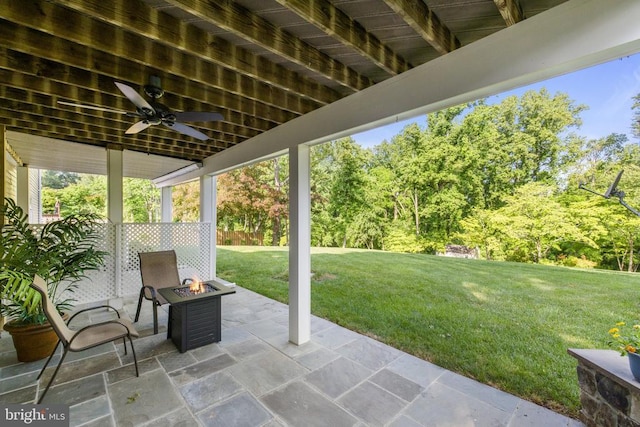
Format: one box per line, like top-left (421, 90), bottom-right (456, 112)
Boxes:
top-left (58, 76), bottom-right (223, 141)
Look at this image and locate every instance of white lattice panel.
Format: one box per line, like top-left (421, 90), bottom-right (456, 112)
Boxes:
top-left (73, 224), bottom-right (116, 304)
top-left (119, 223), bottom-right (211, 297)
top-left (29, 223), bottom-right (116, 305)
top-left (27, 222), bottom-right (212, 306)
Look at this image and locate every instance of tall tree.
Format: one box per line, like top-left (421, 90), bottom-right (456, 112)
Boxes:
top-left (327, 138), bottom-right (369, 247)
top-left (495, 183), bottom-right (594, 263)
top-left (172, 181), bottom-right (200, 222)
top-left (41, 171), bottom-right (80, 189)
top-left (459, 90), bottom-right (585, 208)
top-left (217, 157), bottom-right (288, 243)
top-left (457, 208), bottom-right (505, 260)
top-left (42, 174), bottom-right (106, 217)
top-left (123, 178), bottom-right (160, 222)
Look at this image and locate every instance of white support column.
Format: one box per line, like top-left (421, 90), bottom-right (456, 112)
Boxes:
top-left (200, 175), bottom-right (217, 279)
top-left (289, 145), bottom-right (311, 345)
top-left (107, 148), bottom-right (123, 306)
top-left (16, 165), bottom-right (28, 214)
top-left (161, 186), bottom-right (173, 222)
top-left (107, 148), bottom-right (123, 223)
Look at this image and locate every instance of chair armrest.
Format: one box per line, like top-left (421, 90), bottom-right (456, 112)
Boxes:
top-left (68, 320), bottom-right (133, 346)
top-left (142, 284), bottom-right (158, 300)
top-left (68, 305), bottom-right (122, 325)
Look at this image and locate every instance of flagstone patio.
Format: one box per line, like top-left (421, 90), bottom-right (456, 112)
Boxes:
top-left (0, 286), bottom-right (584, 426)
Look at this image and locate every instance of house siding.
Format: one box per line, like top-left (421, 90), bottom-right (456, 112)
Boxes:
top-left (4, 154), bottom-right (16, 201)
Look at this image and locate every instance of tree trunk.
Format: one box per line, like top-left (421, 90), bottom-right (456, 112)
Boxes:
top-left (272, 159), bottom-right (283, 246)
top-left (272, 216), bottom-right (281, 246)
top-left (413, 188), bottom-right (419, 235)
top-left (483, 240), bottom-right (491, 260)
top-left (393, 192), bottom-right (400, 220)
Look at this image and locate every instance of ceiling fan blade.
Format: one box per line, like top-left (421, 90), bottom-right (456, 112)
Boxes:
top-left (174, 112), bottom-right (224, 122)
top-left (164, 122), bottom-right (209, 140)
top-left (125, 121), bottom-right (152, 135)
top-left (114, 82), bottom-right (155, 114)
top-left (57, 101), bottom-right (128, 115)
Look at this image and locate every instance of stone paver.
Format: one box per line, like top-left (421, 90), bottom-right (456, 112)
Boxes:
top-left (108, 371), bottom-right (184, 426)
top-left (225, 337), bottom-right (272, 361)
top-left (306, 356), bottom-right (372, 398)
top-left (294, 346), bottom-right (340, 370)
top-left (0, 286), bottom-right (584, 427)
top-left (0, 370), bottom-right (38, 394)
top-left (262, 381), bottom-right (356, 427)
top-left (338, 381), bottom-right (407, 426)
top-left (70, 395), bottom-right (111, 427)
top-left (228, 349), bottom-right (308, 396)
top-left (198, 392), bottom-right (272, 427)
top-left (156, 350), bottom-right (198, 373)
top-left (336, 336), bottom-right (403, 370)
top-left (387, 353), bottom-right (446, 389)
top-left (180, 371), bottom-right (243, 412)
top-left (369, 369), bottom-right (423, 402)
top-left (40, 352), bottom-right (121, 387)
top-left (169, 353), bottom-right (236, 387)
top-left (82, 416), bottom-right (115, 427)
top-left (139, 407), bottom-right (199, 427)
top-left (405, 382), bottom-right (513, 427)
top-left (438, 370), bottom-right (520, 413)
top-left (45, 374), bottom-right (106, 406)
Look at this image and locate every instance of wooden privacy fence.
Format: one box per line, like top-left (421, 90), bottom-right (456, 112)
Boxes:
top-left (217, 230), bottom-right (264, 246)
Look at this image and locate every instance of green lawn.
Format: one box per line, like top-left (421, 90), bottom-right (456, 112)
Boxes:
top-left (217, 246), bottom-right (640, 417)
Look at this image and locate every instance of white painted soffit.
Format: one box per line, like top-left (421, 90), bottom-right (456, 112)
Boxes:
top-left (5, 131), bottom-right (192, 180)
top-left (162, 0), bottom-right (640, 186)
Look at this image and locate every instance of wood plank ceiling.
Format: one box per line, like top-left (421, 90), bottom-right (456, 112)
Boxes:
top-left (1, 0), bottom-right (568, 166)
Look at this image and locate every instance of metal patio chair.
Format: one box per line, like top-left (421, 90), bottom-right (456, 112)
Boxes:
top-left (135, 250), bottom-right (186, 334)
top-left (31, 275), bottom-right (139, 404)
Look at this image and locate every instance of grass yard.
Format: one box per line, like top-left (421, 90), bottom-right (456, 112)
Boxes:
top-left (217, 246), bottom-right (640, 417)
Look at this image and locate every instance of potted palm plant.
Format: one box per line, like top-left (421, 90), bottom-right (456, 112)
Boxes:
top-left (0, 198), bottom-right (107, 362)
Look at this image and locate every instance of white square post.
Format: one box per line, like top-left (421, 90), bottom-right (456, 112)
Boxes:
top-left (107, 147), bottom-right (123, 305)
top-left (289, 145), bottom-right (311, 345)
top-left (200, 174), bottom-right (217, 279)
top-left (161, 186), bottom-right (173, 222)
top-left (107, 148), bottom-right (123, 224)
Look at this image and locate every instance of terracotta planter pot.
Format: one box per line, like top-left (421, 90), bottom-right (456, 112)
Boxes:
top-left (3, 320), bottom-right (59, 363)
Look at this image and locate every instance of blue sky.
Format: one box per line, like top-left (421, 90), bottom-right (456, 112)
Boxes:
top-left (351, 53), bottom-right (640, 148)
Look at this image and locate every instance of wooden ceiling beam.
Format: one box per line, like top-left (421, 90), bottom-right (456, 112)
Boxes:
top-left (382, 0), bottom-right (460, 54)
top-left (163, 0), bottom-right (371, 92)
top-left (273, 0), bottom-right (411, 76)
top-left (0, 69), bottom-right (254, 153)
top-left (0, 13), bottom-right (315, 120)
top-left (0, 72), bottom-right (254, 143)
top-left (0, 110), bottom-right (225, 155)
top-left (47, 0), bottom-right (340, 104)
top-left (0, 90), bottom-right (246, 149)
top-left (0, 67), bottom-right (263, 147)
top-left (493, 0), bottom-right (524, 26)
top-left (0, 46), bottom-right (280, 137)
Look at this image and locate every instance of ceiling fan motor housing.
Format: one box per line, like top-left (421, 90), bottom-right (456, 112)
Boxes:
top-left (144, 84), bottom-right (165, 99)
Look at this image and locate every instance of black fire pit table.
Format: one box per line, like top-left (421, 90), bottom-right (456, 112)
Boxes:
top-left (158, 279), bottom-right (235, 353)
